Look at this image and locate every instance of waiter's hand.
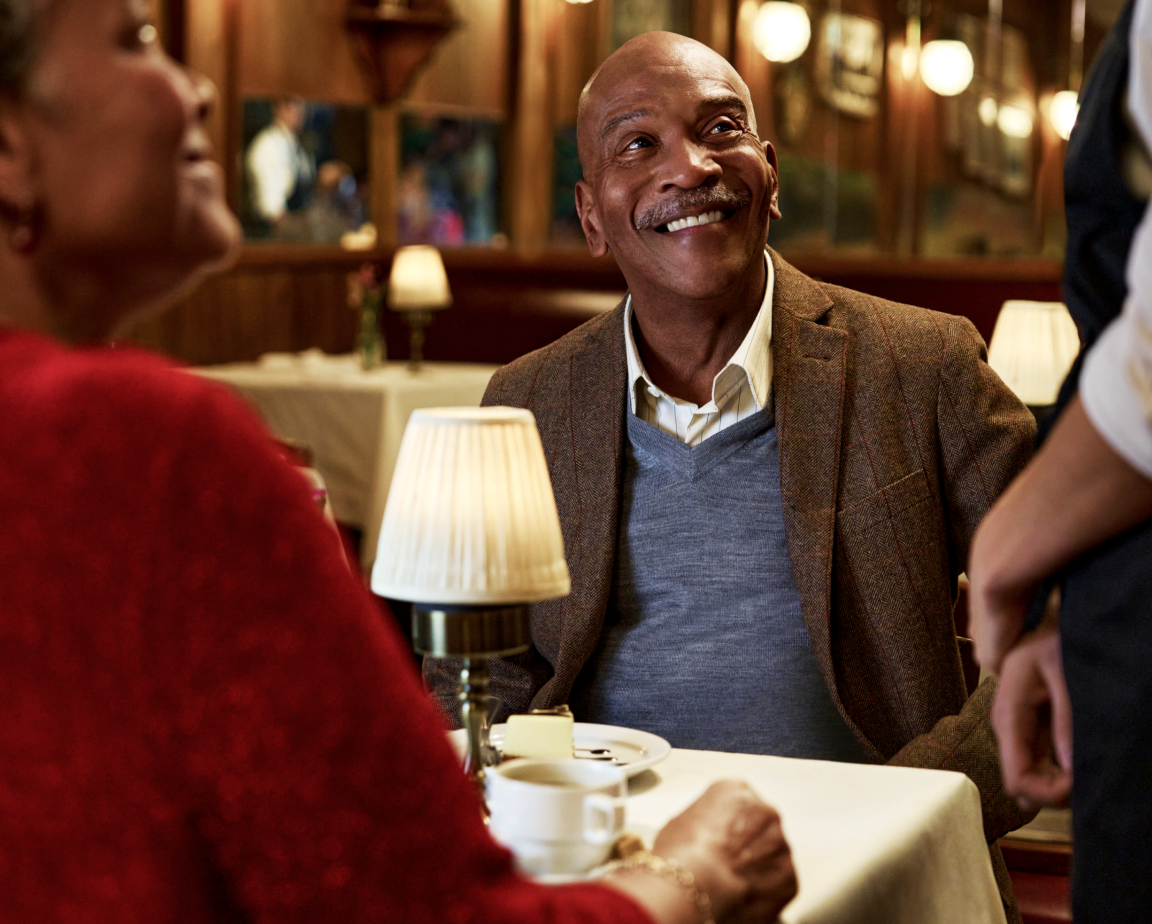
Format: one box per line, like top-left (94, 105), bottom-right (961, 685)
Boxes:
top-left (991, 623), bottom-right (1073, 809)
top-left (967, 515), bottom-right (1037, 674)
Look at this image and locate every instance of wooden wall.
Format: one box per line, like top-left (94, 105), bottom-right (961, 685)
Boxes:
top-left (137, 0), bottom-right (1077, 367)
top-left (124, 247), bottom-right (1062, 366)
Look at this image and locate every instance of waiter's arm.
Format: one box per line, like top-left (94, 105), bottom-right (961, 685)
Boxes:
top-left (969, 396), bottom-right (1152, 672)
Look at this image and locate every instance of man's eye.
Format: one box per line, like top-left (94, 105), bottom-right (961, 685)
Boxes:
top-left (709, 120), bottom-right (740, 135)
top-left (623, 137), bottom-right (652, 152)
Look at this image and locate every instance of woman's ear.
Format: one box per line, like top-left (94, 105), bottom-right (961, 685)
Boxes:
top-left (0, 97), bottom-right (36, 222)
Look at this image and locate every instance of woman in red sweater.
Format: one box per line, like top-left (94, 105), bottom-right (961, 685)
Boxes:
top-left (0, 1), bottom-right (796, 922)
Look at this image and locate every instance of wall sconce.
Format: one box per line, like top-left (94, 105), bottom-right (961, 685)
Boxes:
top-left (1049, 0), bottom-right (1086, 142)
top-left (978, 96), bottom-right (999, 127)
top-left (753, 1), bottom-right (811, 63)
top-left (997, 103), bottom-right (1034, 139)
top-left (345, 0), bottom-right (458, 104)
top-left (919, 38), bottom-right (973, 96)
top-left (1049, 90), bottom-right (1079, 141)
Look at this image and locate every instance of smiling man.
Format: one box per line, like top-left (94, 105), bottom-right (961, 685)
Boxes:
top-left (427, 32), bottom-right (1034, 916)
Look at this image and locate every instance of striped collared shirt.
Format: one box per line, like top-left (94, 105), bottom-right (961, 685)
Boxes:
top-left (624, 251), bottom-right (774, 446)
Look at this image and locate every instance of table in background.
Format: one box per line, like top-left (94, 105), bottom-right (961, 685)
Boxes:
top-left (623, 749), bottom-right (1005, 924)
top-left (197, 352), bottom-right (497, 570)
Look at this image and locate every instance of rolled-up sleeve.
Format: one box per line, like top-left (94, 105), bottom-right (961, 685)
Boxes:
top-left (1081, 0), bottom-right (1152, 480)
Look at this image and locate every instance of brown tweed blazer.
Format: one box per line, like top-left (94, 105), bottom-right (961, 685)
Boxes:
top-left (426, 251), bottom-right (1035, 849)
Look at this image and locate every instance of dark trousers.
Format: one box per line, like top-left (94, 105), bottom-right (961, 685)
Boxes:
top-left (1062, 516), bottom-right (1152, 923)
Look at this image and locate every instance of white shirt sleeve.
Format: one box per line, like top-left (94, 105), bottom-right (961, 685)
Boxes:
top-left (1080, 0), bottom-right (1152, 480)
top-left (245, 126), bottom-right (296, 222)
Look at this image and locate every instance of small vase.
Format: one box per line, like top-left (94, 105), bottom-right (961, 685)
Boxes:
top-left (358, 302), bottom-right (385, 370)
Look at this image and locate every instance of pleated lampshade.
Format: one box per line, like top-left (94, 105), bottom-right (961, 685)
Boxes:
top-left (371, 407), bottom-right (570, 605)
top-left (387, 245), bottom-right (452, 312)
top-left (987, 301), bottom-right (1081, 406)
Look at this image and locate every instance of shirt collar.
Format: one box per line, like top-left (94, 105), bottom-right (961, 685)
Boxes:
top-left (624, 250), bottom-right (774, 413)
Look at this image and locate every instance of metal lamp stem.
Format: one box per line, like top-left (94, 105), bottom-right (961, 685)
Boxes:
top-left (459, 658), bottom-right (491, 810)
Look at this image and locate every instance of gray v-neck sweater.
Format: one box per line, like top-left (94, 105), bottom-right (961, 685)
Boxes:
top-left (570, 408), bottom-right (869, 762)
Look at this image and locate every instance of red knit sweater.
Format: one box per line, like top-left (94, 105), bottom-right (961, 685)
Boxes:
top-left (0, 330), bottom-right (651, 924)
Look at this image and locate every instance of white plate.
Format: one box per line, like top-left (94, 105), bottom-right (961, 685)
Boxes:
top-left (448, 722), bottom-right (671, 778)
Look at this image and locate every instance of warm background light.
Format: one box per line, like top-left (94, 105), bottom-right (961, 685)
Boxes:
top-left (919, 39), bottom-right (974, 96)
top-left (388, 245), bottom-right (453, 311)
top-left (987, 301), bottom-right (1080, 407)
top-left (978, 96), bottom-right (998, 127)
top-left (752, 1), bottom-right (811, 63)
top-left (371, 407), bottom-right (571, 604)
top-left (997, 104), bottom-right (1034, 139)
top-left (1050, 90), bottom-right (1080, 141)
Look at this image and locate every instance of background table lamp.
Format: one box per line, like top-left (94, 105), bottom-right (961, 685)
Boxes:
top-left (987, 300), bottom-right (1081, 421)
top-left (371, 407), bottom-right (570, 798)
top-left (388, 245), bottom-right (452, 371)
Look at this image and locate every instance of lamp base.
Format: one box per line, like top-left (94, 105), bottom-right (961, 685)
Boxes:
top-left (413, 605), bottom-right (532, 810)
top-left (413, 604), bottom-right (532, 659)
top-left (402, 308), bottom-right (434, 372)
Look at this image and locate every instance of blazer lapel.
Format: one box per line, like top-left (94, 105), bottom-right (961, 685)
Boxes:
top-left (770, 252), bottom-right (849, 693)
top-left (534, 302), bottom-right (628, 705)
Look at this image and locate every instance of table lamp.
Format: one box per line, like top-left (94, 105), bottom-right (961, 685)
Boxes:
top-left (371, 407), bottom-right (570, 800)
top-left (388, 245), bottom-right (452, 371)
top-left (987, 300), bottom-right (1081, 421)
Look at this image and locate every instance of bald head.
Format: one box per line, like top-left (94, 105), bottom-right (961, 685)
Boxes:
top-left (577, 32), bottom-right (756, 180)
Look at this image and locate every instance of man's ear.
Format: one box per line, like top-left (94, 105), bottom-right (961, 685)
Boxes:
top-left (574, 180), bottom-right (609, 258)
top-left (763, 140), bottom-right (782, 221)
top-left (0, 98), bottom-right (36, 223)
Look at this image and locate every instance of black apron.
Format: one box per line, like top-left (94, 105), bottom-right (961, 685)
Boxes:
top-left (1054, 0), bottom-right (1152, 917)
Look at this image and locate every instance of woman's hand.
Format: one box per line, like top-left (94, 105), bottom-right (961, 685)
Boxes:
top-left (604, 781), bottom-right (795, 924)
top-left (655, 780), bottom-right (797, 922)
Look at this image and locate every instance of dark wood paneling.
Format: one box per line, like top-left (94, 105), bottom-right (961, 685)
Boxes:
top-left (791, 254), bottom-right (1064, 344)
top-left (123, 246), bottom-right (1063, 366)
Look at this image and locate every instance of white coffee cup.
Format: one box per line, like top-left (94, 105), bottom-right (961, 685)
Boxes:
top-left (487, 758), bottom-right (627, 876)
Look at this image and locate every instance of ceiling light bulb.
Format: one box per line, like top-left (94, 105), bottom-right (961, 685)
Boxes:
top-left (978, 96), bottom-right (998, 126)
top-left (997, 104), bottom-right (1034, 139)
top-left (1050, 90), bottom-right (1079, 141)
top-left (919, 39), bottom-right (974, 96)
top-left (752, 1), bottom-right (811, 64)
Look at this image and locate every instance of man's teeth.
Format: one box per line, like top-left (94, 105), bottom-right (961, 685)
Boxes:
top-left (662, 210), bottom-right (724, 233)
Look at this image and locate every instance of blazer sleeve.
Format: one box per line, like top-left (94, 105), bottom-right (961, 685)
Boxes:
top-left (934, 314), bottom-right (1036, 572)
top-left (888, 313), bottom-right (1037, 842)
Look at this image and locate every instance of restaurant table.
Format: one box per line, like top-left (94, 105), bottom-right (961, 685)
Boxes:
top-left (196, 351), bottom-right (498, 570)
top-left (615, 748), bottom-right (1004, 924)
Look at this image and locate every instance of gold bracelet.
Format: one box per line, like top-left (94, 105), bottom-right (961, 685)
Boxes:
top-left (601, 849), bottom-right (715, 924)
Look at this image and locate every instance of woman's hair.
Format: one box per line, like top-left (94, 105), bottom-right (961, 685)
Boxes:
top-left (0, 0), bottom-right (37, 93)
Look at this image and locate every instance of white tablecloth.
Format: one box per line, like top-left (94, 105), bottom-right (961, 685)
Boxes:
top-left (196, 352), bottom-right (497, 570)
top-left (625, 749), bottom-right (1005, 924)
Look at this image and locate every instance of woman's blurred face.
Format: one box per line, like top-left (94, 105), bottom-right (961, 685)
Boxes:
top-left (23, 0), bottom-right (238, 305)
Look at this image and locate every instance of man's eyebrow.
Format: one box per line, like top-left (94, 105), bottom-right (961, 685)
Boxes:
top-left (702, 95), bottom-right (749, 119)
top-left (599, 109), bottom-right (652, 141)
top-left (598, 96), bottom-right (749, 142)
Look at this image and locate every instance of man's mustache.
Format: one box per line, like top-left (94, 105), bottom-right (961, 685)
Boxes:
top-left (633, 186), bottom-right (753, 231)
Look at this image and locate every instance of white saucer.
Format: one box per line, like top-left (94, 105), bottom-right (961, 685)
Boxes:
top-left (448, 722), bottom-right (671, 778)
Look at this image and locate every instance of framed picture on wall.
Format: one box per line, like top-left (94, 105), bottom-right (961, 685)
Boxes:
top-left (240, 98), bottom-right (372, 245)
top-left (815, 12), bottom-right (883, 119)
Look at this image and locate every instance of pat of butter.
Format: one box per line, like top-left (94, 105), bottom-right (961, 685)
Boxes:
top-left (502, 714), bottom-right (575, 759)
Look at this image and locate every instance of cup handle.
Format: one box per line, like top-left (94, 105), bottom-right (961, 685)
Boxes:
top-left (583, 793), bottom-right (623, 845)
